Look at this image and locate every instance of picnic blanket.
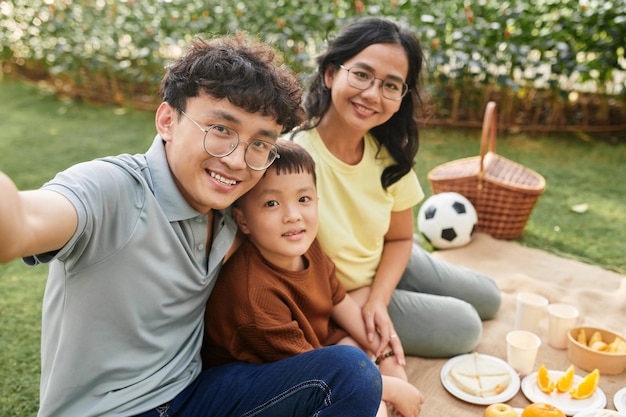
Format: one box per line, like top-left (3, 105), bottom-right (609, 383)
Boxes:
top-left (405, 233), bottom-right (626, 416)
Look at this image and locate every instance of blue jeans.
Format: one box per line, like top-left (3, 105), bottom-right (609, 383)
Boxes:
top-left (135, 345), bottom-right (382, 417)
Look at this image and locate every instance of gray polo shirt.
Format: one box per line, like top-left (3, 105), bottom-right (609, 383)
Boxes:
top-left (28, 135), bottom-right (237, 417)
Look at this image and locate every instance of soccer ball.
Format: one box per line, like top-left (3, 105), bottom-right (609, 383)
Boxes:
top-left (417, 192), bottom-right (477, 249)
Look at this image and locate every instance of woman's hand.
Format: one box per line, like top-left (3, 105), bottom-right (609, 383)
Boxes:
top-left (350, 286), bottom-right (406, 365)
top-left (363, 297), bottom-right (405, 364)
top-left (378, 350), bottom-right (407, 381)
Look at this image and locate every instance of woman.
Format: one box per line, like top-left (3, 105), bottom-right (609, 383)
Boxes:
top-left (291, 17), bottom-right (501, 358)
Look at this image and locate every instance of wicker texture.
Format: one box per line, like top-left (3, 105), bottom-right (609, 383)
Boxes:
top-left (427, 102), bottom-right (546, 240)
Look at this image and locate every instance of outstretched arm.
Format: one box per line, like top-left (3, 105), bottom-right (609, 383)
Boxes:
top-left (0, 171), bottom-right (77, 263)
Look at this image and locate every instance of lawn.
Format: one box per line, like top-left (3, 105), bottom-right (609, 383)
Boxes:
top-left (0, 80), bottom-right (624, 415)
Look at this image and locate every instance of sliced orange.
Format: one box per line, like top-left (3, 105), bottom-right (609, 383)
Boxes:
top-left (555, 365), bottom-right (575, 393)
top-left (537, 364), bottom-right (555, 393)
top-left (570, 368), bottom-right (600, 399)
top-left (521, 402), bottom-right (566, 417)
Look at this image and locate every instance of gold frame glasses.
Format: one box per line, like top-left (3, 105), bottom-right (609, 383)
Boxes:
top-left (179, 109), bottom-right (279, 171)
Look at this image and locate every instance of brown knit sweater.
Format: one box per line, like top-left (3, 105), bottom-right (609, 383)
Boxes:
top-left (202, 238), bottom-right (347, 367)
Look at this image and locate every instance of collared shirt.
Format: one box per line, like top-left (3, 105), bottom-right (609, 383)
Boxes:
top-left (28, 135), bottom-right (237, 417)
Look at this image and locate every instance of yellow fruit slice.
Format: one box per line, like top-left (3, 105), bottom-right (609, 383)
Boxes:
top-left (607, 336), bottom-right (626, 353)
top-left (537, 364), bottom-right (555, 393)
top-left (590, 341), bottom-right (608, 351)
top-left (588, 331), bottom-right (603, 346)
top-left (556, 365), bottom-right (575, 393)
top-left (570, 369), bottom-right (600, 399)
top-left (577, 329), bottom-right (587, 345)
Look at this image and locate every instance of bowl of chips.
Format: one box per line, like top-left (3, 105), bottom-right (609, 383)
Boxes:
top-left (567, 327), bottom-right (626, 375)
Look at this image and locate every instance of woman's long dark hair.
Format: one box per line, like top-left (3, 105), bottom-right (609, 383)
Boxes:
top-left (296, 17), bottom-right (424, 190)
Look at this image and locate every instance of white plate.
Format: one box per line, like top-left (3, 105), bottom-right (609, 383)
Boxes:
top-left (615, 387), bottom-right (626, 414)
top-left (572, 410), bottom-right (625, 417)
top-left (521, 370), bottom-right (606, 416)
top-left (440, 353), bottom-right (521, 405)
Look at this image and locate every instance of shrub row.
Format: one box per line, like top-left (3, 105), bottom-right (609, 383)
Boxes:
top-left (1, 0), bottom-right (625, 133)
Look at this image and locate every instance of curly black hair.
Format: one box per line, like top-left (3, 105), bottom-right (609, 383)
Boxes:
top-left (160, 34), bottom-right (303, 133)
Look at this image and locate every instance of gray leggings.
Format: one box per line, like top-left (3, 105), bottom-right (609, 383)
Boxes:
top-left (389, 243), bottom-right (501, 358)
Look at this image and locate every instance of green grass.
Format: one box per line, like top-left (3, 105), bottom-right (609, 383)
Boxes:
top-left (415, 126), bottom-right (626, 273)
top-left (0, 80), bottom-right (624, 415)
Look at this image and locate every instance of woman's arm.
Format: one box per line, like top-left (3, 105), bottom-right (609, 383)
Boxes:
top-left (363, 207), bottom-right (414, 357)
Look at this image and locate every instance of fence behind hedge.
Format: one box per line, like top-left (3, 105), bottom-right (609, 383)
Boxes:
top-left (1, 0), bottom-right (625, 135)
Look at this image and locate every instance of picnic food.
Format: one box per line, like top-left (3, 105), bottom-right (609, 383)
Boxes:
top-left (484, 403), bottom-right (518, 417)
top-left (448, 353), bottom-right (512, 397)
top-left (606, 336), bottom-right (626, 353)
top-left (569, 368), bottom-right (600, 399)
top-left (576, 329), bottom-right (626, 353)
top-left (568, 327), bottom-right (626, 375)
top-left (589, 331), bottom-right (603, 347)
top-left (537, 364), bottom-right (555, 393)
top-left (555, 364), bottom-right (575, 392)
top-left (535, 364), bottom-right (599, 398)
top-left (521, 402), bottom-right (565, 417)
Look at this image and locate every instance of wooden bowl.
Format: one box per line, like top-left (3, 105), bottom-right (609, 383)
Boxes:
top-left (567, 326), bottom-right (626, 375)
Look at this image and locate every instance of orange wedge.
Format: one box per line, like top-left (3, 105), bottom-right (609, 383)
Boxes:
top-left (537, 364), bottom-right (555, 393)
top-left (570, 368), bottom-right (600, 399)
top-left (556, 365), bottom-right (575, 393)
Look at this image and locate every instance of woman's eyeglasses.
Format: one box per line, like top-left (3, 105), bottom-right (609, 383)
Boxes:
top-left (339, 65), bottom-right (408, 101)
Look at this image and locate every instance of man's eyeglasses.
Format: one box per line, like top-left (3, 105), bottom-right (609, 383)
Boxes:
top-left (178, 109), bottom-right (279, 171)
top-left (339, 65), bottom-right (408, 101)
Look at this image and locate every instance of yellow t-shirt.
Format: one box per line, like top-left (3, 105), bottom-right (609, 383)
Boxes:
top-left (292, 129), bottom-right (424, 291)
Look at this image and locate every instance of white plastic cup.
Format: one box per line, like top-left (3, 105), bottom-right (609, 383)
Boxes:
top-left (506, 330), bottom-right (541, 376)
top-left (514, 292), bottom-right (549, 334)
top-left (547, 303), bottom-right (579, 349)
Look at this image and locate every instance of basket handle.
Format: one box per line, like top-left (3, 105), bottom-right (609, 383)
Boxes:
top-left (479, 101), bottom-right (497, 175)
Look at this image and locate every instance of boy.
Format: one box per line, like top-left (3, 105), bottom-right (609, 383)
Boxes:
top-left (202, 140), bottom-right (424, 417)
top-left (0, 36), bottom-right (381, 416)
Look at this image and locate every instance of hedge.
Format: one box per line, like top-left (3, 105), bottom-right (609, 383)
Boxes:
top-left (1, 0), bottom-right (625, 134)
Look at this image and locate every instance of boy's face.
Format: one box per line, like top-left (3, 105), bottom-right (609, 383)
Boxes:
top-left (156, 94), bottom-right (282, 213)
top-left (233, 168), bottom-right (318, 271)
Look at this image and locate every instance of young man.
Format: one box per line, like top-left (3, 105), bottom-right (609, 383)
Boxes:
top-left (0, 35), bottom-right (382, 417)
top-left (202, 140), bottom-right (424, 417)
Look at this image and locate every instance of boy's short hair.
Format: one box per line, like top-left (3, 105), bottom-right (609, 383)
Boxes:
top-left (266, 140), bottom-right (316, 183)
top-left (160, 35), bottom-right (303, 132)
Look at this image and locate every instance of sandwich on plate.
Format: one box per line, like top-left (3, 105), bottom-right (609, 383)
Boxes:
top-left (448, 352), bottom-right (512, 397)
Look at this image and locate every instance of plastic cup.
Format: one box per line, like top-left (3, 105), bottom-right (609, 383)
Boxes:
top-left (514, 292), bottom-right (548, 334)
top-left (506, 330), bottom-right (541, 376)
top-left (547, 303), bottom-right (579, 349)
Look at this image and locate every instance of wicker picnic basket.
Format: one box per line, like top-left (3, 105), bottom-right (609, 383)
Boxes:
top-left (427, 101), bottom-right (546, 240)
